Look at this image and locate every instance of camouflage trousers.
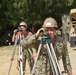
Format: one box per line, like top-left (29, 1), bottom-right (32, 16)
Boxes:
top-left (34, 54), bottom-right (52, 75)
top-left (23, 49), bottom-right (34, 74)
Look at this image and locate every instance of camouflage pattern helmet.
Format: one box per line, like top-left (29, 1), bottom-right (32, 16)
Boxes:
top-left (19, 21), bottom-right (27, 27)
top-left (42, 17), bottom-right (58, 28)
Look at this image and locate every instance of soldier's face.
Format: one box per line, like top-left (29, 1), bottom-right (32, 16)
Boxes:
top-left (47, 27), bottom-right (56, 37)
top-left (21, 26), bottom-right (27, 32)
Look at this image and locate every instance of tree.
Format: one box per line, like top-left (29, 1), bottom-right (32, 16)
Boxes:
top-left (0, 0), bottom-right (76, 30)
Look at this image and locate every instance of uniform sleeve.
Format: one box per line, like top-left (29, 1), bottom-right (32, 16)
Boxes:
top-left (20, 34), bottom-right (37, 49)
top-left (62, 40), bottom-right (72, 71)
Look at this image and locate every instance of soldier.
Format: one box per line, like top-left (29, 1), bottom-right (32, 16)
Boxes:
top-left (12, 21), bottom-right (32, 42)
top-left (12, 21), bottom-right (33, 74)
top-left (21, 18), bottom-right (72, 75)
top-left (70, 24), bottom-right (76, 47)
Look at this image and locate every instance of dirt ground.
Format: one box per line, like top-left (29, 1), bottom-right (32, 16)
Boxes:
top-left (0, 46), bottom-right (30, 75)
top-left (0, 42), bottom-right (76, 75)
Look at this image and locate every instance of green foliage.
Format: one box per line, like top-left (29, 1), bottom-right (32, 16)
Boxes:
top-left (0, 0), bottom-right (76, 30)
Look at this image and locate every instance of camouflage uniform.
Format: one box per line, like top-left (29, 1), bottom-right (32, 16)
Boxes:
top-left (21, 34), bottom-right (72, 75)
top-left (20, 33), bottom-right (33, 74)
top-left (22, 49), bottom-right (34, 74)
